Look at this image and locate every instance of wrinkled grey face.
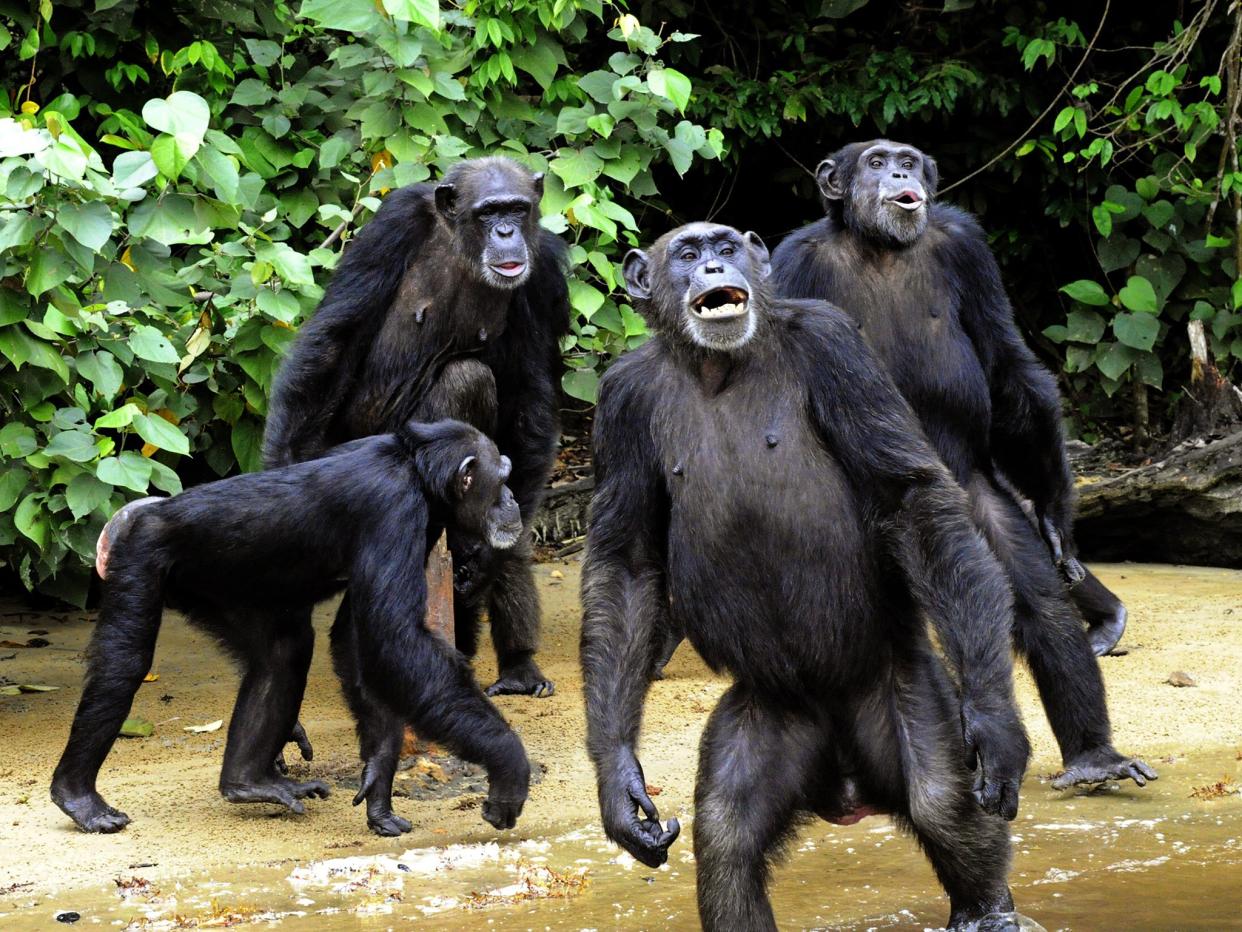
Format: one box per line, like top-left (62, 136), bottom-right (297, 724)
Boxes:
top-left (846, 145), bottom-right (931, 245)
top-left (454, 450), bottom-right (524, 549)
top-left (623, 224), bottom-right (771, 354)
top-left (434, 164), bottom-right (544, 290)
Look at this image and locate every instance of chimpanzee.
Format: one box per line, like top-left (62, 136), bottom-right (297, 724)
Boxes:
top-left (51, 420), bottom-right (530, 836)
top-left (582, 221), bottom-right (1035, 931)
top-left (769, 139), bottom-right (1155, 789)
top-left (249, 157), bottom-right (567, 821)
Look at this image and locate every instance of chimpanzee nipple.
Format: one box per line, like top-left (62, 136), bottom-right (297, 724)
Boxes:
top-left (765, 434), bottom-right (779, 448)
top-left (672, 463), bottom-right (685, 477)
top-left (478, 327), bottom-right (488, 342)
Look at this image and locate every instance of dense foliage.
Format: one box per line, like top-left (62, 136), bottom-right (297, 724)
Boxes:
top-left (1, 0), bottom-right (1239, 600)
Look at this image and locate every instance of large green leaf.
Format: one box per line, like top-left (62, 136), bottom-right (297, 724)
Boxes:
top-left (562, 367), bottom-right (599, 403)
top-left (550, 149), bottom-right (604, 189)
top-left (382, 0), bottom-right (439, 30)
top-left (14, 494), bottom-right (48, 548)
top-left (142, 91), bottom-right (210, 160)
top-left (58, 201), bottom-right (114, 250)
top-left (1118, 276), bottom-right (1159, 314)
top-left (133, 413), bottom-right (190, 456)
top-left (300, 0), bottom-right (383, 32)
top-left (646, 68), bottom-right (692, 113)
top-left (66, 473), bottom-right (111, 519)
top-left (1060, 280), bottom-right (1109, 306)
top-left (1113, 312), bottom-right (1160, 351)
top-left (129, 324), bottom-right (181, 364)
top-left (96, 452), bottom-right (153, 493)
top-left (44, 429), bottom-right (99, 463)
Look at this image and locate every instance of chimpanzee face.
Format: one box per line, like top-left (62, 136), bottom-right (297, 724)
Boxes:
top-left (817, 140), bottom-right (938, 246)
top-left (622, 223), bottom-right (771, 353)
top-left (434, 157), bottom-right (544, 290)
top-left (454, 444), bottom-right (523, 550)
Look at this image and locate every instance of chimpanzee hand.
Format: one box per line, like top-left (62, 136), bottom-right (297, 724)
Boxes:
top-left (961, 703), bottom-right (1029, 821)
top-left (481, 751), bottom-right (530, 830)
top-left (1038, 516), bottom-right (1086, 587)
top-left (599, 750), bottom-right (681, 867)
top-left (274, 721), bottom-right (314, 774)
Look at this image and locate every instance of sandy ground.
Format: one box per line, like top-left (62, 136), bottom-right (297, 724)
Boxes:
top-left (0, 561), bottom-right (1238, 926)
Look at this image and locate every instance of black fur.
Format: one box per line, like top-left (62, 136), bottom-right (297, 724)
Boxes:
top-left (253, 157), bottom-right (567, 830)
top-left (51, 420), bottom-right (529, 836)
top-left (581, 222), bottom-right (1029, 931)
top-left (770, 140), bottom-right (1154, 784)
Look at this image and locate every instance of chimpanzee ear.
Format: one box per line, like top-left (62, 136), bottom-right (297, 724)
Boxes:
top-left (434, 183), bottom-right (458, 219)
top-left (922, 155), bottom-right (939, 199)
top-left (815, 158), bottom-right (845, 202)
top-left (531, 172), bottom-right (544, 197)
top-left (743, 231), bottom-right (771, 279)
top-left (622, 249), bottom-right (652, 300)
top-left (455, 455), bottom-right (477, 499)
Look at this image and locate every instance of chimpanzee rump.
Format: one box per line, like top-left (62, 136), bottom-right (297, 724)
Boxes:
top-left (769, 139), bottom-right (1155, 790)
top-left (581, 222), bottom-right (1033, 931)
top-left (51, 420), bottom-right (530, 836)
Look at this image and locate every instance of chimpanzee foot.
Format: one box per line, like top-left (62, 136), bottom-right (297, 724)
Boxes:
top-left (958, 912), bottom-right (1046, 931)
top-left (1053, 747), bottom-right (1158, 789)
top-left (274, 721), bottom-right (315, 774)
top-left (52, 786), bottom-right (132, 833)
top-left (1088, 604), bottom-right (1128, 656)
top-left (221, 777), bottom-right (330, 813)
top-left (486, 656), bottom-right (554, 698)
top-left (367, 809), bottom-right (413, 837)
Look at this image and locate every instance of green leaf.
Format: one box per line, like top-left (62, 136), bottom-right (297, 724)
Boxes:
top-left (511, 40), bottom-right (559, 90)
top-left (1097, 235), bottom-right (1139, 274)
top-left (142, 91), bottom-right (210, 160)
top-left (562, 367), bottom-right (599, 403)
top-left (150, 134), bottom-right (190, 181)
top-left (0, 468), bottom-right (28, 511)
top-left (1066, 309), bottom-right (1105, 344)
top-left (95, 403), bottom-right (143, 429)
top-left (119, 717), bottom-right (155, 738)
top-left (1091, 205), bottom-right (1113, 238)
top-left (14, 494), bottom-right (48, 548)
top-left (550, 149), bottom-right (604, 189)
top-left (1135, 352), bottom-right (1163, 390)
top-left (382, 0), bottom-right (440, 31)
top-left (231, 418), bottom-right (264, 473)
top-left (0, 423), bottom-right (38, 458)
top-left (129, 325), bottom-right (181, 364)
top-left (111, 151), bottom-right (159, 190)
top-left (1141, 200), bottom-right (1175, 230)
top-left (1113, 312), bottom-right (1160, 351)
top-left (1060, 280), bottom-right (1109, 306)
top-left (76, 350), bottom-right (123, 400)
top-left (96, 452), bottom-right (152, 493)
top-left (646, 68), bottom-right (692, 113)
top-left (0, 211), bottom-right (36, 251)
top-left (257, 243), bottom-right (314, 286)
top-left (66, 473), bottom-right (111, 519)
top-left (1118, 276), bottom-right (1159, 313)
top-left (0, 326), bottom-right (70, 382)
top-left (1095, 341), bottom-right (1137, 380)
top-left (44, 430), bottom-right (99, 463)
top-left (27, 246), bottom-right (75, 296)
top-left (134, 413), bottom-right (190, 456)
top-left (58, 201), bottom-right (114, 251)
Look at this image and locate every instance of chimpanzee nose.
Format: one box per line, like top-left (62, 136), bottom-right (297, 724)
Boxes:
top-left (497, 224), bottom-right (514, 238)
top-left (704, 261), bottom-right (724, 274)
top-left (892, 171), bottom-right (907, 179)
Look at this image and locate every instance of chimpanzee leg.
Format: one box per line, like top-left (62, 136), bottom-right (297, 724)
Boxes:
top-left (853, 648), bottom-right (1017, 929)
top-left (329, 593), bottom-right (410, 836)
top-left (484, 537), bottom-right (554, 698)
top-left (650, 624), bottom-right (683, 680)
top-left (974, 480), bottom-right (1156, 789)
top-left (218, 609), bottom-right (330, 812)
top-left (693, 685), bottom-right (822, 932)
top-left (1072, 569), bottom-right (1128, 657)
top-left (51, 567), bottom-right (164, 833)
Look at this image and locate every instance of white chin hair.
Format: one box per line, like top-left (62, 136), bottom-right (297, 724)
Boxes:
top-left (686, 312), bottom-right (756, 351)
top-left (484, 268), bottom-right (529, 289)
top-left (488, 526), bottom-right (523, 550)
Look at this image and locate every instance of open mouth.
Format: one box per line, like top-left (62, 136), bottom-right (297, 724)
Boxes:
top-left (691, 286), bottom-right (750, 321)
top-left (887, 191), bottom-right (924, 211)
top-left (491, 261), bottom-right (527, 278)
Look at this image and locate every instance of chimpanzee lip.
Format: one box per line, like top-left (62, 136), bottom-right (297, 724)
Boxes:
top-left (887, 191), bottom-right (924, 210)
top-left (691, 286), bottom-right (750, 320)
top-left (491, 261), bottom-right (527, 277)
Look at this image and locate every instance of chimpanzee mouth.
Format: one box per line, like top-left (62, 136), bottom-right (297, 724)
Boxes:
top-left (887, 191), bottom-right (924, 211)
top-left (691, 286), bottom-right (750, 321)
top-left (491, 261), bottom-right (527, 278)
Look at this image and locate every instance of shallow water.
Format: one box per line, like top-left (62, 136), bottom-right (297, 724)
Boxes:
top-left (12, 750), bottom-right (1239, 931)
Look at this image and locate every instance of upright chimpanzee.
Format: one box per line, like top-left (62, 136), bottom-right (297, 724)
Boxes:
top-left (769, 139), bottom-right (1155, 789)
top-left (51, 420), bottom-right (531, 835)
top-left (582, 222), bottom-right (1034, 931)
top-left (250, 157), bottom-right (567, 826)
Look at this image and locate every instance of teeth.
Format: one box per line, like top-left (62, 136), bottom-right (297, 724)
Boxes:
top-left (695, 302), bottom-right (747, 320)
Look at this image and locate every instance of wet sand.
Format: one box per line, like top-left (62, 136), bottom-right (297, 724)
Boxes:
top-left (0, 562), bottom-right (1238, 929)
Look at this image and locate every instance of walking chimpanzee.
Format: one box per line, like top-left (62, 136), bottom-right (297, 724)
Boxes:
top-left (581, 221), bottom-right (1035, 931)
top-left (769, 140), bottom-right (1155, 790)
top-left (51, 420), bottom-right (530, 836)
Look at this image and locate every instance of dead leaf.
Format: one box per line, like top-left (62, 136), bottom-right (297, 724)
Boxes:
top-left (183, 719), bottom-right (223, 733)
top-left (143, 672), bottom-right (160, 683)
top-left (0, 686), bottom-right (20, 696)
top-left (120, 717), bottom-right (155, 738)
top-left (16, 684), bottom-right (58, 692)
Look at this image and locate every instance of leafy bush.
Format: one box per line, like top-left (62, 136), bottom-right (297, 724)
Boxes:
top-left (0, 0), bottom-right (722, 602)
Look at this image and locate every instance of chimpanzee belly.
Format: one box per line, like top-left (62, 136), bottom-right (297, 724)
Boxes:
top-left (656, 377), bottom-right (887, 689)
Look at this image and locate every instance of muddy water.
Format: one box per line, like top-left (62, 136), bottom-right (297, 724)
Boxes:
top-left (2, 562), bottom-right (1239, 930)
top-left (12, 750), bottom-right (1239, 931)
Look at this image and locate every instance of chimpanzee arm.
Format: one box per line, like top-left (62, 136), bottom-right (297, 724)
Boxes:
top-left (580, 358), bottom-right (680, 865)
top-left (350, 500), bottom-right (530, 829)
top-left (487, 233), bottom-right (571, 521)
top-left (800, 307), bottom-right (1029, 819)
top-left (263, 186), bottom-right (435, 468)
top-left (945, 211), bottom-right (1078, 559)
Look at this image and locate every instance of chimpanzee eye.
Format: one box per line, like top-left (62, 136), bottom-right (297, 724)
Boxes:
top-left (869, 158), bottom-right (883, 169)
top-left (902, 160), bottom-right (915, 170)
top-left (719, 245), bottom-right (736, 257)
top-left (680, 249), bottom-right (698, 262)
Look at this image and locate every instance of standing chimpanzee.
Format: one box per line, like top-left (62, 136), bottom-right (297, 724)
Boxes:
top-left (250, 157), bottom-right (568, 830)
top-left (582, 222), bottom-right (1035, 931)
top-left (51, 419), bottom-right (531, 835)
top-left (769, 139), bottom-right (1155, 790)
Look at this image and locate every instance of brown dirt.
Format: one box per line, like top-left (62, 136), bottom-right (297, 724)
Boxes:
top-left (0, 561), bottom-right (1238, 915)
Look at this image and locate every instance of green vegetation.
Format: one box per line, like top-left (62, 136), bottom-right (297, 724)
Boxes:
top-left (1, 0), bottom-right (1239, 600)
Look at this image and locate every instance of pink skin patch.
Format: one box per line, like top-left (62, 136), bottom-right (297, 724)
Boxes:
top-left (825, 803), bottom-right (885, 826)
top-left (95, 497), bottom-right (160, 579)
